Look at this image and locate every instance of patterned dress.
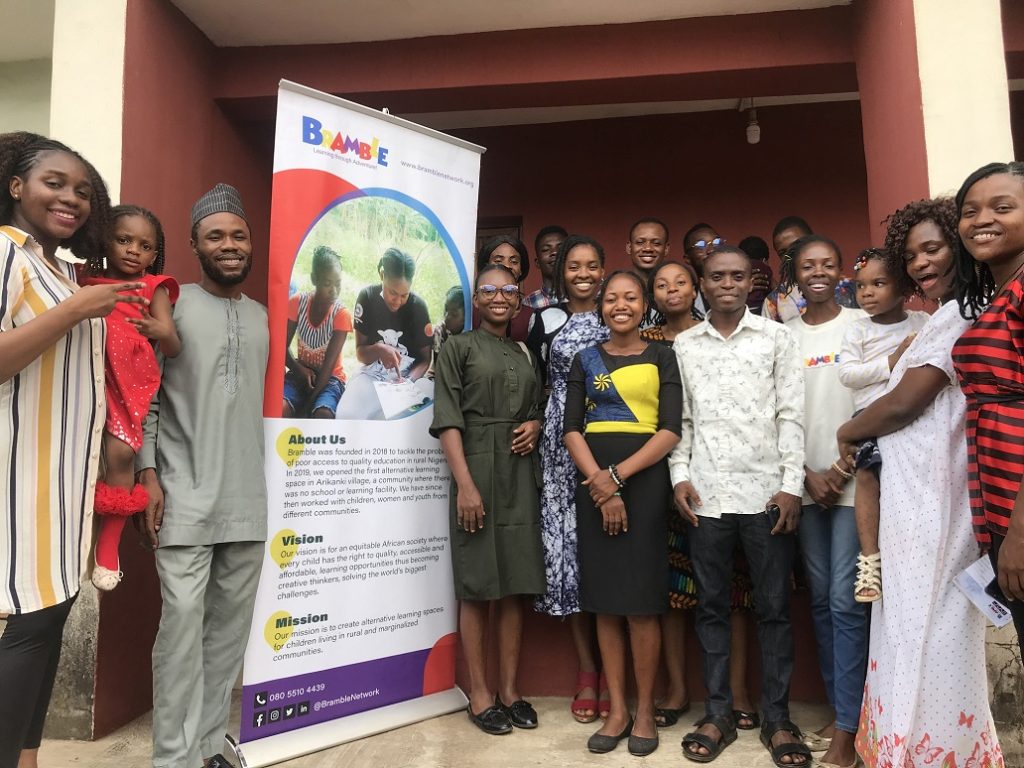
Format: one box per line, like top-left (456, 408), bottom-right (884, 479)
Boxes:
top-left (535, 311), bottom-right (609, 616)
top-left (855, 301), bottom-right (1004, 768)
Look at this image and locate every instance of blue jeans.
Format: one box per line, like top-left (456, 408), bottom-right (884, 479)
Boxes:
top-left (690, 512), bottom-right (797, 724)
top-left (283, 375), bottom-right (345, 416)
top-left (798, 504), bottom-right (867, 733)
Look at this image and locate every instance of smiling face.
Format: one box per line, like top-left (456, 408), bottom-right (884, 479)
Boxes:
top-left (959, 173), bottom-right (1024, 273)
top-left (193, 212), bottom-right (252, 287)
top-left (107, 214), bottom-right (157, 279)
top-left (854, 258), bottom-right (904, 320)
top-left (601, 273), bottom-right (646, 334)
top-left (903, 219), bottom-right (955, 301)
top-left (701, 250), bottom-right (752, 315)
top-left (651, 262), bottom-right (696, 318)
top-left (563, 244), bottom-right (604, 302)
top-left (793, 242), bottom-right (841, 305)
top-left (473, 266), bottom-right (520, 330)
top-left (9, 150), bottom-right (92, 252)
top-left (627, 222), bottom-right (669, 275)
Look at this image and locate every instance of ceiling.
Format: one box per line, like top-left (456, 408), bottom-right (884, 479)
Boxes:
top-left (169, 0), bottom-right (850, 47)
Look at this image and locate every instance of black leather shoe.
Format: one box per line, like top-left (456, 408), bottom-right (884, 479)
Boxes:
top-left (467, 703), bottom-right (513, 735)
top-left (496, 695), bottom-right (539, 729)
top-left (588, 718), bottom-right (633, 753)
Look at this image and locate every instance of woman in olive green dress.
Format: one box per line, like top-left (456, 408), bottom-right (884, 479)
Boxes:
top-left (431, 264), bottom-right (546, 736)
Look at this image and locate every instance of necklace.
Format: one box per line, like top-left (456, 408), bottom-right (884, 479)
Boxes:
top-left (994, 259), bottom-right (1024, 297)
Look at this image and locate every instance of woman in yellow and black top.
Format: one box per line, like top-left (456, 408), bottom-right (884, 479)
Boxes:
top-left (564, 270), bottom-right (682, 757)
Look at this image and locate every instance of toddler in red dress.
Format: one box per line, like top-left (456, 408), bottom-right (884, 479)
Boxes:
top-left (81, 205), bottom-right (181, 590)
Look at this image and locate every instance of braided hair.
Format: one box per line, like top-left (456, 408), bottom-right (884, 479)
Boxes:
top-left (882, 197), bottom-right (957, 300)
top-left (954, 162), bottom-right (1024, 319)
top-left (552, 234), bottom-right (605, 301)
top-left (852, 247), bottom-right (916, 297)
top-left (104, 204), bottom-right (166, 275)
top-left (311, 244), bottom-right (342, 282)
top-left (778, 234), bottom-right (842, 290)
top-left (0, 131), bottom-right (111, 260)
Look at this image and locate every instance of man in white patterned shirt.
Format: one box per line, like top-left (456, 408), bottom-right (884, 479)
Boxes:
top-left (669, 246), bottom-right (810, 766)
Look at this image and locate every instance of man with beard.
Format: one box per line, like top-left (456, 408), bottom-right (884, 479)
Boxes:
top-left (137, 183), bottom-right (269, 768)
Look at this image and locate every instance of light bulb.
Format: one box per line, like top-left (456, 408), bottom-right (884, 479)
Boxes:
top-left (746, 108), bottom-right (760, 144)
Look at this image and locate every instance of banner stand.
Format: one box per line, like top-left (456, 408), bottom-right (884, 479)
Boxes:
top-left (228, 688), bottom-right (468, 768)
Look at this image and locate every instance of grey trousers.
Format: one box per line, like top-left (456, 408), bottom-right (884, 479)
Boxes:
top-left (152, 541), bottom-right (263, 768)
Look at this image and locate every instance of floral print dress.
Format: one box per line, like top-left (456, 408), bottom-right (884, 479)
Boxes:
top-left (534, 311), bottom-right (609, 616)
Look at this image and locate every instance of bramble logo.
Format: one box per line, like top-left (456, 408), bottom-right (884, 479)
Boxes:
top-left (302, 115), bottom-right (390, 166)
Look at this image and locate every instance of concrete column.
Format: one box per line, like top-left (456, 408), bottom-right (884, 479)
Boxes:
top-left (45, 0), bottom-right (129, 741)
top-left (913, 0), bottom-right (1014, 196)
top-left (853, 0), bottom-right (931, 244)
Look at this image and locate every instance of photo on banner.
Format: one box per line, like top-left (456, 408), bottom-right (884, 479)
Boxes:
top-left (234, 81), bottom-right (484, 768)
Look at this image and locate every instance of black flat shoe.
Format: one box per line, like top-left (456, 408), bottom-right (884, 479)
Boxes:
top-left (467, 703), bottom-right (512, 735)
top-left (655, 701), bottom-right (692, 728)
top-left (628, 732), bottom-right (660, 757)
top-left (588, 718), bottom-right (633, 753)
top-left (496, 695), bottom-right (539, 729)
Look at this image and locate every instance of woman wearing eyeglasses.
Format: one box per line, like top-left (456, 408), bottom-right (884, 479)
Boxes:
top-left (681, 223), bottom-right (723, 319)
top-left (431, 263), bottom-right (546, 736)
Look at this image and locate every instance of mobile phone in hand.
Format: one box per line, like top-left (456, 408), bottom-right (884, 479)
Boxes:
top-left (766, 503), bottom-right (782, 530)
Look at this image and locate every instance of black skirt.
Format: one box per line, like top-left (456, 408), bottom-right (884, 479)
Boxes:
top-left (576, 433), bottom-right (669, 615)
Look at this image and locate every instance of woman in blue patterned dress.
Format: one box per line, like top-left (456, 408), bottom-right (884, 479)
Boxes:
top-left (535, 235), bottom-right (610, 723)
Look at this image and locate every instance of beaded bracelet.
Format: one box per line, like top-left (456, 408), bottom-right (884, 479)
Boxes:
top-left (830, 461), bottom-right (854, 480)
top-left (608, 463), bottom-right (625, 488)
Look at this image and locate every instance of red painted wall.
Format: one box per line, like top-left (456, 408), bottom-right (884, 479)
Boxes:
top-left (853, 0), bottom-right (930, 245)
top-left (456, 99), bottom-right (873, 290)
top-left (93, 0), bottom-right (272, 738)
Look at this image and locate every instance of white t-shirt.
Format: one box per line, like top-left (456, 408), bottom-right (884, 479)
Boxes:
top-left (786, 307), bottom-right (867, 507)
top-left (838, 311), bottom-right (931, 411)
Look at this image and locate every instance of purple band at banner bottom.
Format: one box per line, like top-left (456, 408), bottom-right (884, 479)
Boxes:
top-left (241, 648), bottom-right (432, 742)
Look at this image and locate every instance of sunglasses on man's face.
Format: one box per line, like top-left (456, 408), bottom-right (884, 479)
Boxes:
top-left (476, 284), bottom-right (521, 300)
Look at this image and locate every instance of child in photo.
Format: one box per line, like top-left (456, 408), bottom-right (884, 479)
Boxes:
top-left (283, 245), bottom-right (353, 418)
top-left (838, 248), bottom-right (928, 602)
top-left (82, 205), bottom-right (180, 590)
top-left (427, 285), bottom-right (465, 380)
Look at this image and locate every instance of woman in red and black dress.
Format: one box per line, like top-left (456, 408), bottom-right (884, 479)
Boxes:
top-left (953, 161), bottom-right (1024, 644)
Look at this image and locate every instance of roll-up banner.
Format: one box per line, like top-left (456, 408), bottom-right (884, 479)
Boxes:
top-left (233, 80), bottom-right (483, 767)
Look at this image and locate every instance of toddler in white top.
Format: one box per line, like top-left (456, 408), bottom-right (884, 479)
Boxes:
top-left (838, 248), bottom-right (929, 602)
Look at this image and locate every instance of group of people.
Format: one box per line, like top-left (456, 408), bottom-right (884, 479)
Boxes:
top-left (2, 124), bottom-right (1023, 768)
top-left (1, 132), bottom-right (268, 768)
top-left (431, 172), bottom-right (1024, 767)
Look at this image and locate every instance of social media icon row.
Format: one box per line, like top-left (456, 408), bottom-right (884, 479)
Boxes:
top-left (252, 701), bottom-right (311, 728)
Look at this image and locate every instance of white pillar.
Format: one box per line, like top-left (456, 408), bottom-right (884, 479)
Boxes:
top-left (49, 0), bottom-right (128, 201)
top-left (913, 0), bottom-right (1014, 197)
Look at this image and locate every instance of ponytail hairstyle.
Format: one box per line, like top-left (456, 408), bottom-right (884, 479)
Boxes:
top-left (0, 131), bottom-right (111, 260)
top-left (378, 246), bottom-right (415, 282)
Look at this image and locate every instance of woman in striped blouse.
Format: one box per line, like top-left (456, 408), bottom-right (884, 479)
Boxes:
top-left (0, 132), bottom-right (146, 768)
top-left (953, 161), bottom-right (1024, 646)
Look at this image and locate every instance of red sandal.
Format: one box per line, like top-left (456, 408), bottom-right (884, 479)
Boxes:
top-left (571, 670), bottom-right (600, 724)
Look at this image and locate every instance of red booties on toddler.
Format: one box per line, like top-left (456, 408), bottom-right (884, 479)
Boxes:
top-left (92, 481), bottom-right (150, 591)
